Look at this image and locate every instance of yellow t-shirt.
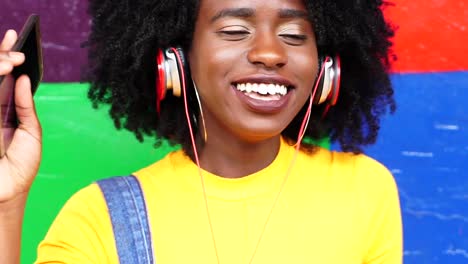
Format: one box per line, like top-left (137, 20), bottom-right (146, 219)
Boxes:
top-left (36, 139), bottom-right (402, 264)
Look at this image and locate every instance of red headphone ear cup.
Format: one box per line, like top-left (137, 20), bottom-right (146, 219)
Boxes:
top-left (156, 49), bottom-right (166, 113)
top-left (328, 55), bottom-right (341, 106)
top-left (170, 47), bottom-right (186, 97)
top-left (314, 56), bottom-right (325, 104)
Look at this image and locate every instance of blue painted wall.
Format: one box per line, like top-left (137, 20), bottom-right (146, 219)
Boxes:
top-left (366, 72), bottom-right (468, 263)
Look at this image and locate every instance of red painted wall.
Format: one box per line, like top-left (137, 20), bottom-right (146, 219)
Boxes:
top-left (0, 1), bottom-right (466, 80)
top-left (385, 0), bottom-right (468, 72)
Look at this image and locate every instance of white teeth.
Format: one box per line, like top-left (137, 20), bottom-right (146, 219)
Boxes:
top-left (259, 84), bottom-right (267, 95)
top-left (235, 83), bottom-right (288, 96)
top-left (246, 83), bottom-right (252, 93)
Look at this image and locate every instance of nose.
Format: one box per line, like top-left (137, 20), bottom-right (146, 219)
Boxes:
top-left (247, 32), bottom-right (288, 69)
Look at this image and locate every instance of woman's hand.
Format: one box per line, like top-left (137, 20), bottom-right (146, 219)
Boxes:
top-left (0, 29), bottom-right (42, 205)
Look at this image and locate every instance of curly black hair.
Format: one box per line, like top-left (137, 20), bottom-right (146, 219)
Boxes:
top-left (84, 0), bottom-right (396, 156)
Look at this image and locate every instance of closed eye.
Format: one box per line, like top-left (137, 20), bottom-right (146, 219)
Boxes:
top-left (217, 30), bottom-right (250, 41)
top-left (220, 30), bottom-right (250, 35)
top-left (280, 34), bottom-right (307, 40)
top-left (279, 34), bottom-right (307, 45)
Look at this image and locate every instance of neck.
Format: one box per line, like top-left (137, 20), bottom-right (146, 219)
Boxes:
top-left (197, 129), bottom-right (281, 179)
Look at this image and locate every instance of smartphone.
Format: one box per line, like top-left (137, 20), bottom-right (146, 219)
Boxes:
top-left (0, 14), bottom-right (43, 157)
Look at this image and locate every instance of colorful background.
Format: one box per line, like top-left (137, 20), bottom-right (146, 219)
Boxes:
top-left (1, 0), bottom-right (467, 263)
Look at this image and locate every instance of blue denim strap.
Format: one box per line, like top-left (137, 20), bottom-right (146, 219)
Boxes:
top-left (97, 175), bottom-right (154, 264)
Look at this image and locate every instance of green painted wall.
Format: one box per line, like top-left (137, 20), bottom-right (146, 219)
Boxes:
top-left (22, 83), bottom-right (176, 263)
top-left (22, 83), bottom-right (329, 263)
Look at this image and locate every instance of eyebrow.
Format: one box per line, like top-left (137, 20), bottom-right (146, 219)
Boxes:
top-left (278, 9), bottom-right (308, 19)
top-left (210, 8), bottom-right (255, 23)
top-left (210, 8), bottom-right (309, 23)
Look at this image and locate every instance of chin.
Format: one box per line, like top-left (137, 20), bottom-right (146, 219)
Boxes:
top-left (232, 121), bottom-right (286, 142)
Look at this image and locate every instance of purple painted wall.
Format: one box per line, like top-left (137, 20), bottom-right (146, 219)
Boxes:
top-left (2, 1), bottom-right (467, 81)
top-left (0, 0), bottom-right (89, 82)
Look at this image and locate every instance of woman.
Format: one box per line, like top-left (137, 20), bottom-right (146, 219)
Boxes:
top-left (0, 0), bottom-right (401, 263)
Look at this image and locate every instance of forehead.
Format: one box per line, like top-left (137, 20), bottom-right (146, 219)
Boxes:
top-left (198, 0), bottom-right (308, 17)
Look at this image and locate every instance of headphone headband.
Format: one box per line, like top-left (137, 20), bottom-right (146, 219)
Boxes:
top-left (156, 47), bottom-right (341, 114)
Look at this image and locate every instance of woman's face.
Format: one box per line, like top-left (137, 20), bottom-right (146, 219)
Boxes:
top-left (189, 0), bottom-right (318, 142)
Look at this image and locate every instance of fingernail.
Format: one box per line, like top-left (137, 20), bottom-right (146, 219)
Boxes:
top-left (3, 29), bottom-right (14, 40)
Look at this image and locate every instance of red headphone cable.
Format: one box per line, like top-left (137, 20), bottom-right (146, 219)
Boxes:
top-left (174, 46), bottom-right (326, 263)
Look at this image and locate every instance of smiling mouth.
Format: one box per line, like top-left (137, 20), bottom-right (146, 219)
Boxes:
top-left (232, 82), bottom-right (293, 101)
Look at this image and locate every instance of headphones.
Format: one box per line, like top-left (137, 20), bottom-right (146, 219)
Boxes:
top-left (155, 47), bottom-right (341, 114)
top-left (156, 47), bottom-right (186, 113)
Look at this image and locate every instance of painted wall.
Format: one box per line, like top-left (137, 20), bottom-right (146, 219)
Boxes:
top-left (1, 0), bottom-right (467, 263)
top-left (1, 0), bottom-right (467, 81)
top-left (0, 0), bottom-right (89, 82)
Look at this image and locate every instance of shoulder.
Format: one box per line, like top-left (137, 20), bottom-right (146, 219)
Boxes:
top-left (36, 183), bottom-right (118, 263)
top-left (301, 149), bottom-right (402, 250)
top-left (298, 147), bottom-right (398, 195)
top-left (130, 149), bottom-right (197, 193)
top-left (46, 183), bottom-right (109, 221)
top-left (334, 151), bottom-right (394, 182)
top-left (133, 149), bottom-right (188, 179)
top-left (325, 150), bottom-right (400, 214)
top-left (339, 151), bottom-right (397, 194)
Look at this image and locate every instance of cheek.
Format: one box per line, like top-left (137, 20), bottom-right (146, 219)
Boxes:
top-left (190, 46), bottom-right (243, 93)
top-left (203, 37), bottom-right (245, 73)
top-left (189, 53), bottom-right (232, 115)
top-left (292, 53), bottom-right (319, 93)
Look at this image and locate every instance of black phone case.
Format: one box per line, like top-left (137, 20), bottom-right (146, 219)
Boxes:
top-left (0, 14), bottom-right (43, 157)
top-left (12, 14), bottom-right (43, 94)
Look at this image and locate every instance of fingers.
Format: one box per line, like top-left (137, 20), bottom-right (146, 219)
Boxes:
top-left (14, 75), bottom-right (41, 138)
top-left (0, 30), bottom-right (24, 76)
top-left (0, 53), bottom-right (25, 76)
top-left (0, 30), bottom-right (18, 50)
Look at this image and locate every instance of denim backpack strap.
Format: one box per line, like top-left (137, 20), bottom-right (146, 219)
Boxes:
top-left (97, 175), bottom-right (154, 264)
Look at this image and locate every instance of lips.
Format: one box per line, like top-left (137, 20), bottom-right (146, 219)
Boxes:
top-left (233, 88), bottom-right (292, 113)
top-left (232, 75), bottom-right (295, 90)
top-left (231, 75), bottom-right (295, 114)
